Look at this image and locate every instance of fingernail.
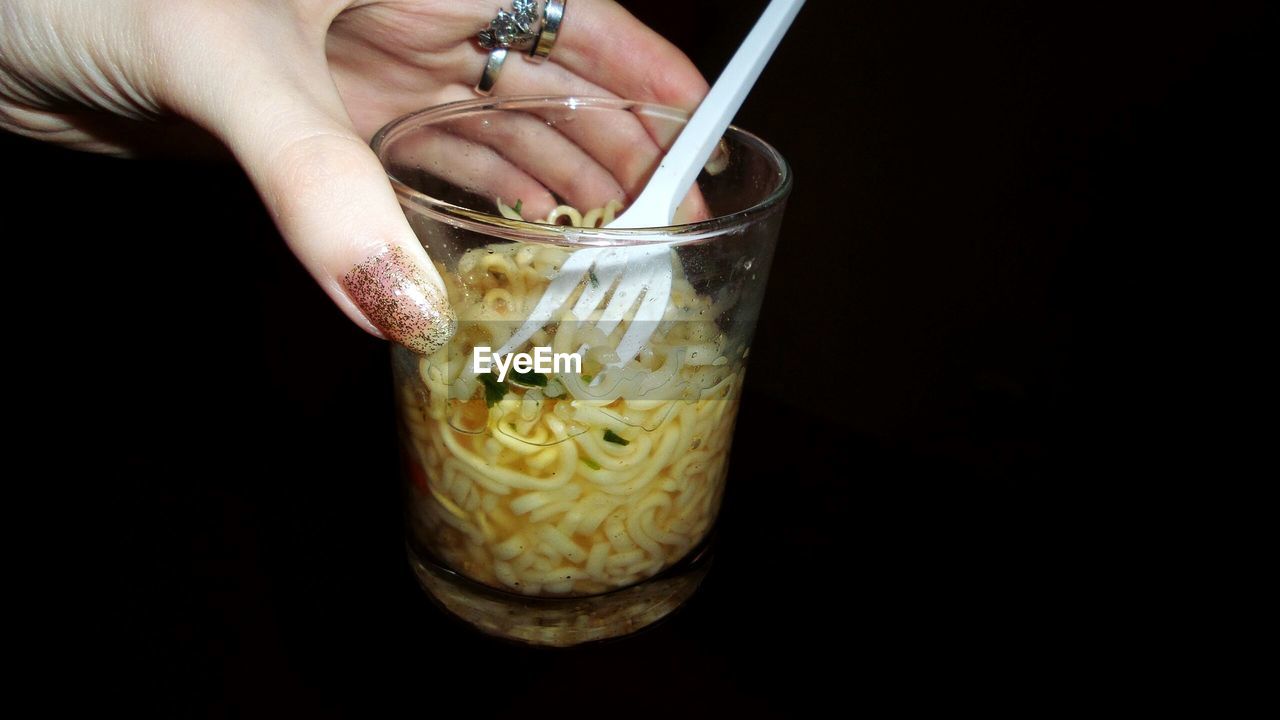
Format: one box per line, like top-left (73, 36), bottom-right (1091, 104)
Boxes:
top-left (343, 246), bottom-right (456, 355)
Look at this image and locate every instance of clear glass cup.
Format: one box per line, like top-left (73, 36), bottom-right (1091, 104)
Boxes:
top-left (373, 96), bottom-right (791, 646)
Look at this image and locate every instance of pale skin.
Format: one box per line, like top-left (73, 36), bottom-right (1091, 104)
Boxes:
top-left (0, 0), bottom-right (708, 347)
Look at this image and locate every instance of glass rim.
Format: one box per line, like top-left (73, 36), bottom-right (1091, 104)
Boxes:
top-left (370, 95), bottom-right (792, 247)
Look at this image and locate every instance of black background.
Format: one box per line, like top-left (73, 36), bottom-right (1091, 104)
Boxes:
top-left (8, 0), bottom-right (1271, 713)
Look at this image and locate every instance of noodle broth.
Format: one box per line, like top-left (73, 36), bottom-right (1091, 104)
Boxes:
top-left (399, 235), bottom-right (743, 597)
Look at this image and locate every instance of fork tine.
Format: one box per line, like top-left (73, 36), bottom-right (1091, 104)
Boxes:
top-left (570, 248), bottom-right (626, 319)
top-left (594, 247), bottom-right (663, 337)
top-left (611, 248), bottom-right (673, 367)
top-left (496, 247), bottom-right (600, 356)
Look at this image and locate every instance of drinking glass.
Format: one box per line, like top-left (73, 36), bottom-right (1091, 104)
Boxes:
top-left (373, 96), bottom-right (791, 646)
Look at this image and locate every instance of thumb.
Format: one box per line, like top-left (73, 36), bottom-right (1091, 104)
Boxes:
top-left (212, 81), bottom-right (456, 356)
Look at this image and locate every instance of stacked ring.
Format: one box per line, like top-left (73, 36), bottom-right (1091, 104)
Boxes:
top-left (475, 0), bottom-right (568, 94)
top-left (529, 0), bottom-right (566, 63)
top-left (475, 47), bottom-right (509, 96)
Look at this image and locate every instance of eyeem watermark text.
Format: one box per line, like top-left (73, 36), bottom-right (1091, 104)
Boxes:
top-left (473, 346), bottom-right (582, 382)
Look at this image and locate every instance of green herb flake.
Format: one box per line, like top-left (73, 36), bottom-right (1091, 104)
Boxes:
top-left (513, 199), bottom-right (523, 214)
top-left (508, 370), bottom-right (548, 387)
top-left (582, 457), bottom-right (602, 471)
top-left (581, 374), bottom-right (594, 383)
top-left (603, 429), bottom-right (630, 446)
top-left (478, 373), bottom-right (506, 407)
top-left (589, 269), bottom-right (600, 288)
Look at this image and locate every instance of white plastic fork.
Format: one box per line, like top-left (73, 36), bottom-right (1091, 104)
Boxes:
top-left (497, 0), bottom-right (806, 365)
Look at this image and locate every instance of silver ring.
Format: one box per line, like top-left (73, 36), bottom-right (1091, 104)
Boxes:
top-left (475, 47), bottom-right (508, 96)
top-left (530, 0), bottom-right (565, 63)
top-left (478, 0), bottom-right (540, 51)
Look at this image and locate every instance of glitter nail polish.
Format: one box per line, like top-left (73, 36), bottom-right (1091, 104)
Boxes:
top-left (343, 247), bottom-right (456, 355)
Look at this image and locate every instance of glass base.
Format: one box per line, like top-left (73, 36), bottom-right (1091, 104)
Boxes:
top-left (408, 537), bottom-right (714, 647)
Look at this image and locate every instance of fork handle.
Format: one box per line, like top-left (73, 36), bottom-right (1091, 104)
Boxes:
top-left (609, 0), bottom-right (806, 229)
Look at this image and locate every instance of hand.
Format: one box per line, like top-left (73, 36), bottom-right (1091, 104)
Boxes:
top-left (0, 0), bottom-right (708, 354)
